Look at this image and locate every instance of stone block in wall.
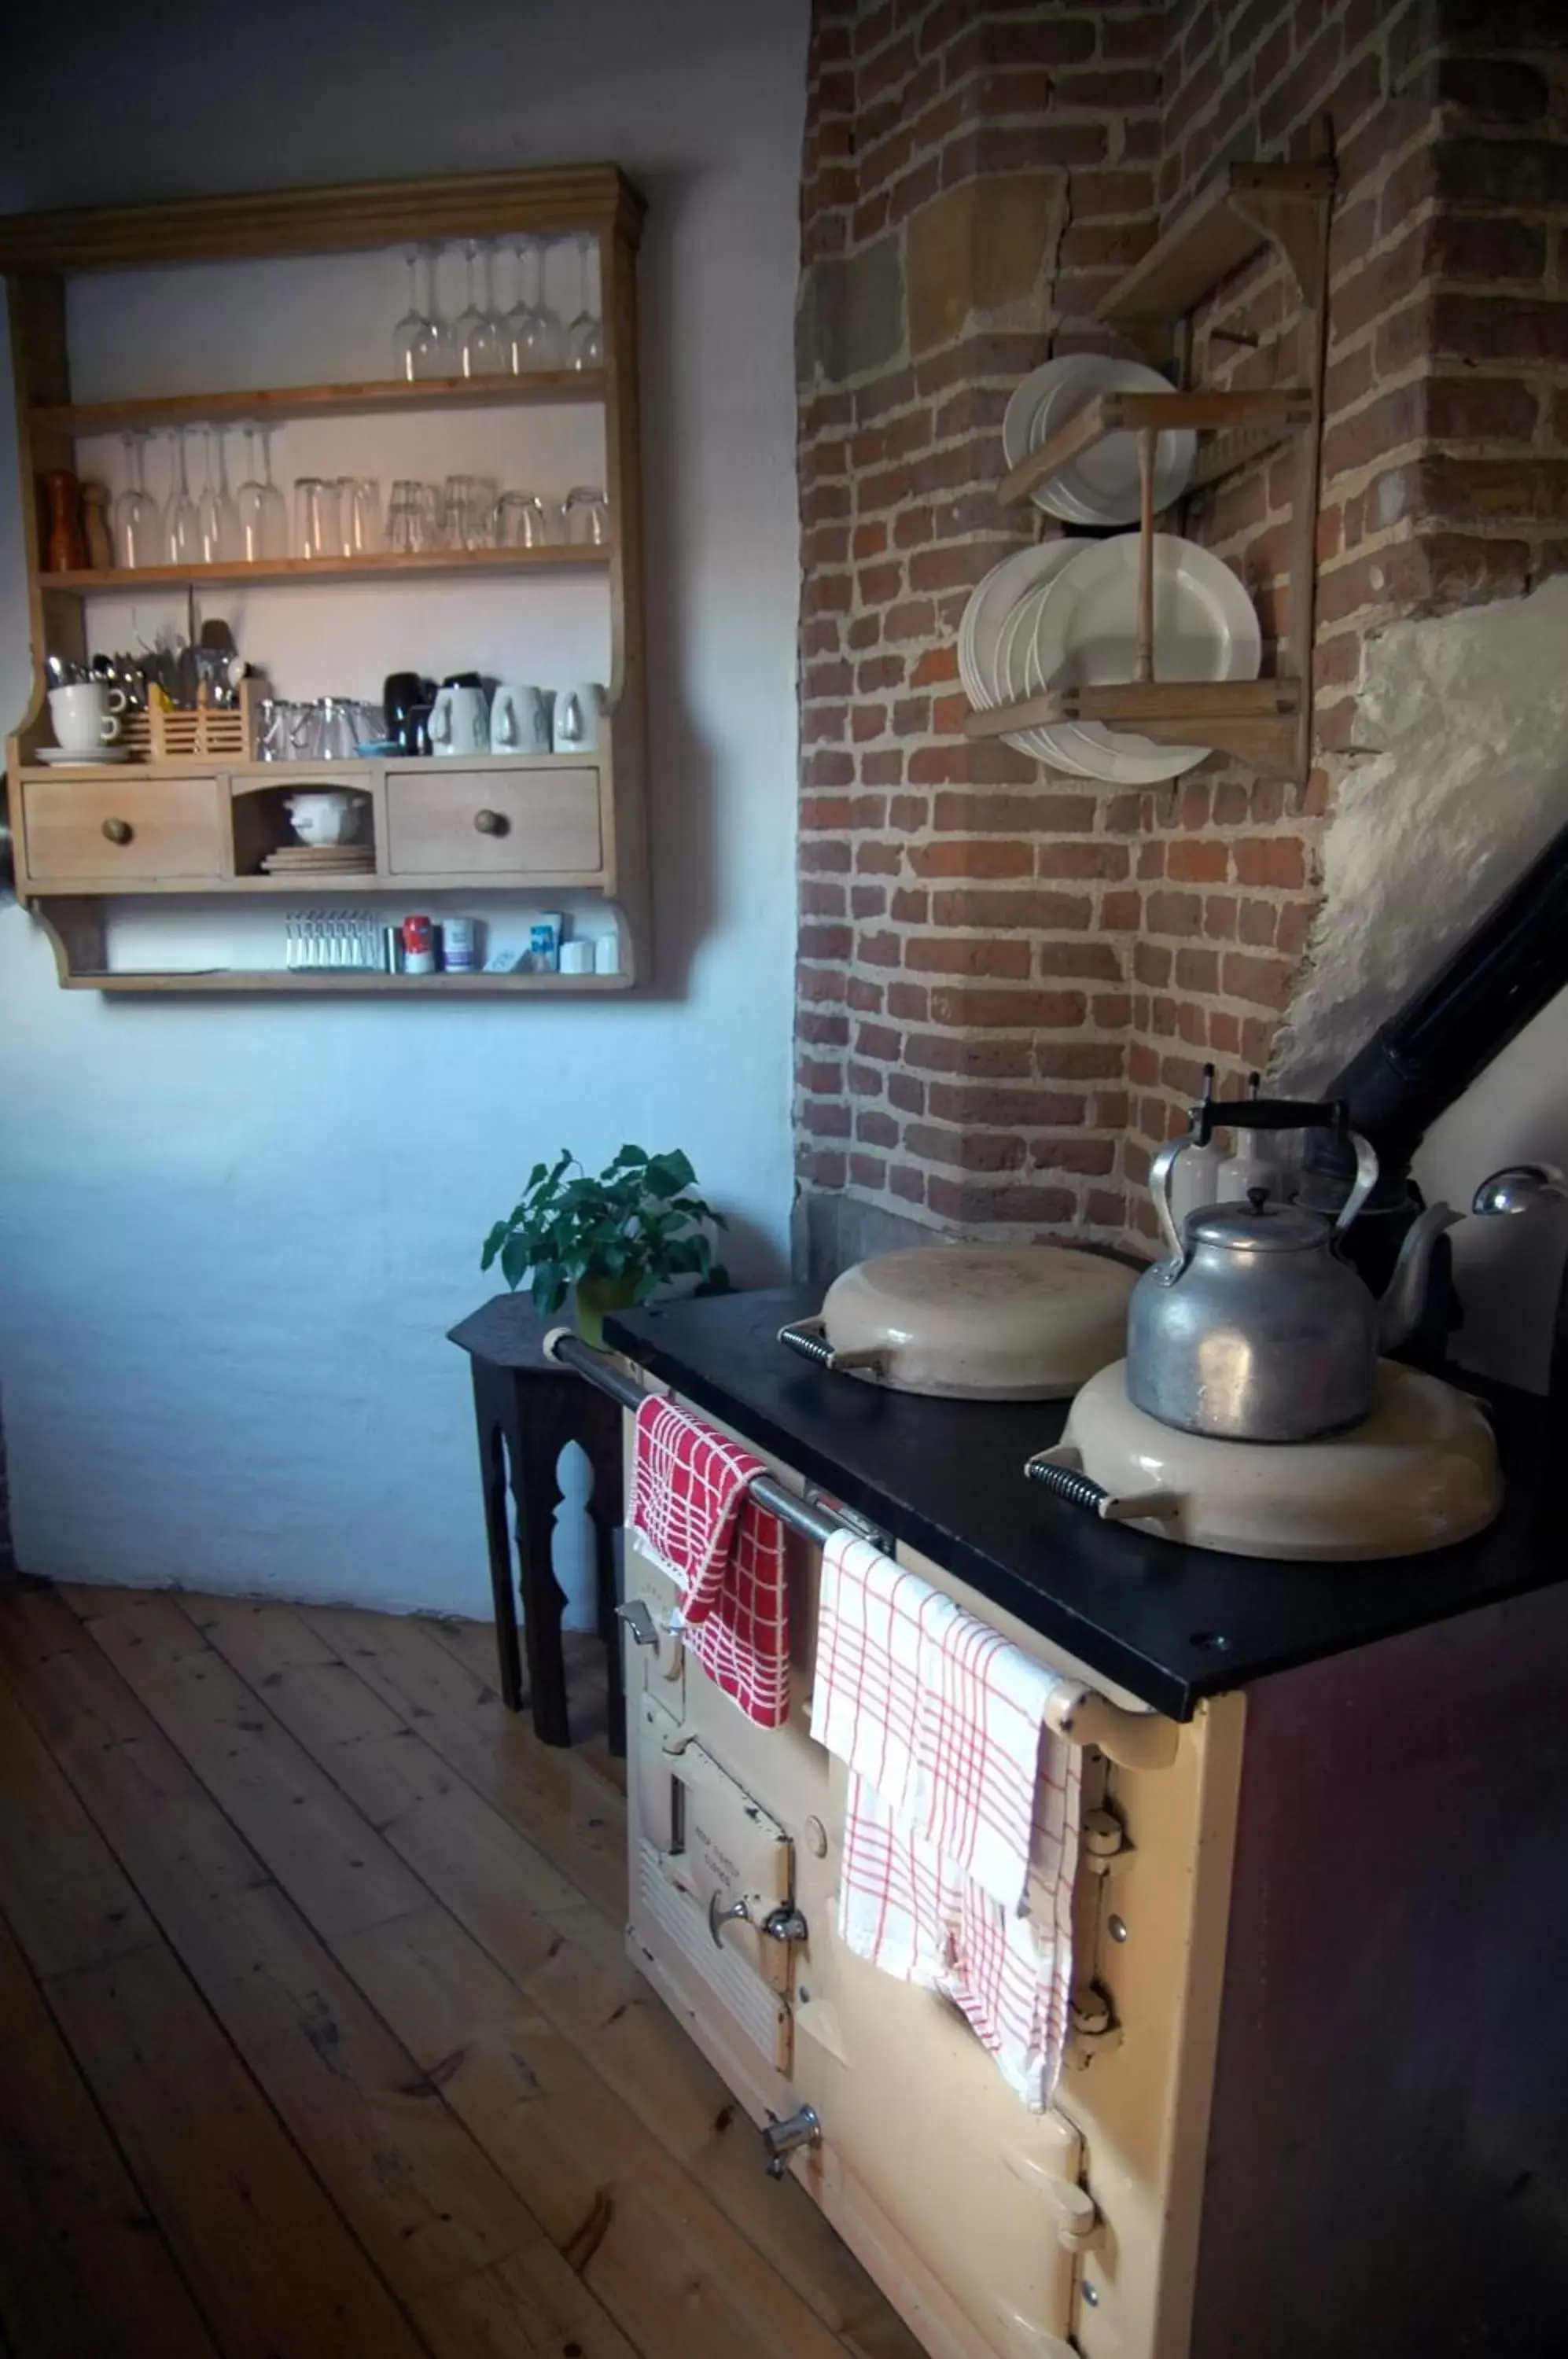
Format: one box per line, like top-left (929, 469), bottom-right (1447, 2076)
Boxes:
top-left (905, 175), bottom-right (1065, 354)
top-left (798, 232), bottom-right (905, 391)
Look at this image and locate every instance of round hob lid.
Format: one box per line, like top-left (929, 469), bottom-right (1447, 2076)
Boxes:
top-left (822, 1242), bottom-right (1136, 1400)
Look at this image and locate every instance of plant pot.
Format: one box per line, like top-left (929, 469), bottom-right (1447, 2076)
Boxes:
top-left (573, 1272), bottom-right (641, 1348)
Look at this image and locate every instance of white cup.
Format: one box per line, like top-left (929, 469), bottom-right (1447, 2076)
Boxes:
top-left (553, 681), bottom-right (605, 753)
top-left (594, 932), bottom-right (620, 976)
top-left (490, 683), bottom-right (551, 753)
top-left (558, 939), bottom-right (594, 974)
top-left (429, 683), bottom-right (490, 756)
top-left (50, 680), bottom-right (124, 754)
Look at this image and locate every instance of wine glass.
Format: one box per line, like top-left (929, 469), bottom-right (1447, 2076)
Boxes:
top-left (160, 429), bottom-right (202, 566)
top-left (416, 245), bottom-right (455, 379)
top-left (111, 431), bottom-right (158, 569)
top-left (236, 425), bottom-right (287, 560)
top-left (196, 425), bottom-right (241, 562)
top-left (504, 236), bottom-right (559, 372)
top-left (563, 233), bottom-right (604, 370)
top-left (392, 245), bottom-right (440, 381)
top-left (453, 239), bottom-right (505, 377)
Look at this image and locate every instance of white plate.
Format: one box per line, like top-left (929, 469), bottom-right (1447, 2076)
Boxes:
top-left (1001, 358), bottom-right (1089, 477)
top-left (36, 744), bottom-right (135, 765)
top-left (1026, 532), bottom-right (1261, 786)
top-left (1029, 355), bottom-right (1196, 524)
top-left (992, 582), bottom-right (1098, 774)
top-left (959, 539), bottom-right (1086, 708)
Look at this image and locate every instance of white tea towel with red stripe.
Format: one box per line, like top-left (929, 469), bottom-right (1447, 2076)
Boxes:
top-left (812, 1530), bottom-right (1081, 2109)
top-left (628, 1393), bottom-right (790, 1728)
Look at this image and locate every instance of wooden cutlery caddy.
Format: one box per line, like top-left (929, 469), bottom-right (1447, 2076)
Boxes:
top-left (147, 675), bottom-right (256, 763)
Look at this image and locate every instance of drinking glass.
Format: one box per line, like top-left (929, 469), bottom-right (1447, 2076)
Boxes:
top-left (387, 479), bottom-right (428, 554)
top-left (392, 245), bottom-right (441, 382)
top-left (494, 490), bottom-right (554, 547)
top-left (160, 429), bottom-right (203, 566)
top-left (111, 431), bottom-right (158, 569)
top-left (453, 238), bottom-right (506, 378)
top-left (504, 236), bottom-right (559, 372)
top-left (236, 425), bottom-right (288, 560)
top-left (196, 425), bottom-right (241, 563)
top-left (563, 232), bottom-right (604, 370)
top-left (562, 484), bottom-right (609, 547)
top-left (334, 477), bottom-right (382, 558)
top-left (293, 477), bottom-right (341, 561)
top-left (440, 473), bottom-right (494, 550)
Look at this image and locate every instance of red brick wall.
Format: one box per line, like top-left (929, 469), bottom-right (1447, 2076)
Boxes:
top-left (795, 0), bottom-right (1568, 1262)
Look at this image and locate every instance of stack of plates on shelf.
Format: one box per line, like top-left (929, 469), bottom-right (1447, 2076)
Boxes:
top-left (959, 532), bottom-right (1263, 785)
top-left (1002, 355), bottom-right (1197, 523)
top-left (261, 844), bottom-right (377, 873)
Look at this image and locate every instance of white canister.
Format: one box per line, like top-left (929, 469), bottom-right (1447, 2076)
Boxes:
top-left (594, 932), bottom-right (620, 976)
top-left (558, 939), bottom-right (594, 975)
top-left (439, 916), bottom-right (477, 973)
top-left (552, 682), bottom-right (605, 753)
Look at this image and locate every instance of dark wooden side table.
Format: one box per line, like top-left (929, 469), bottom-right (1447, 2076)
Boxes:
top-left (448, 1296), bottom-right (625, 1754)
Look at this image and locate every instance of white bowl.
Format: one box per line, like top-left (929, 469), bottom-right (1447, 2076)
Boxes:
top-left (286, 791), bottom-right (363, 846)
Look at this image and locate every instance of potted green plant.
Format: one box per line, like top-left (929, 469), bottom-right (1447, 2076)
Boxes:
top-left (480, 1144), bottom-right (730, 1346)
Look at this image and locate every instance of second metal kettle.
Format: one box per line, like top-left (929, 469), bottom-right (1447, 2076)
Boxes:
top-left (1127, 1128), bottom-right (1459, 1443)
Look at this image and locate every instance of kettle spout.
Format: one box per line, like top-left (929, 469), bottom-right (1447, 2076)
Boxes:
top-left (1375, 1202), bottom-right (1462, 1352)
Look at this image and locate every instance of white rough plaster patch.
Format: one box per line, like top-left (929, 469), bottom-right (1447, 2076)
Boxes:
top-left (1274, 574), bottom-right (1568, 1093)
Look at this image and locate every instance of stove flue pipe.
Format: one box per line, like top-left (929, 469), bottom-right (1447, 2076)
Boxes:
top-left (1306, 815), bottom-right (1568, 1212)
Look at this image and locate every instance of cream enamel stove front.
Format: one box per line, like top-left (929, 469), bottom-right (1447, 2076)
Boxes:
top-left (1029, 1358), bottom-right (1503, 1559)
top-left (621, 1407), bottom-right (1250, 2359)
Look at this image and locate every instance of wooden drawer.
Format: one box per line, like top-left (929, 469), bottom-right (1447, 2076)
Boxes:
top-left (20, 776), bottom-right (223, 884)
top-left (385, 767), bottom-right (602, 877)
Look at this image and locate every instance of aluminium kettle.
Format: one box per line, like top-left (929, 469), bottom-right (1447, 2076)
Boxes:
top-left (1127, 1126), bottom-right (1459, 1443)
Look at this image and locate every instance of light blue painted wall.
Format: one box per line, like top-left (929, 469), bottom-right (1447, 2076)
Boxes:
top-left (0, 0), bottom-right (808, 1613)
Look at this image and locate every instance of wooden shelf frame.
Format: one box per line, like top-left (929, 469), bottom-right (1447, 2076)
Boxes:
top-left (35, 372), bottom-right (605, 436)
top-left (2, 160), bottom-right (652, 994)
top-left (40, 546), bottom-right (612, 593)
top-left (972, 149), bottom-right (1334, 788)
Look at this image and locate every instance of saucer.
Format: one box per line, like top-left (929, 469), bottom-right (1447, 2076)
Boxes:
top-left (37, 744), bottom-right (134, 766)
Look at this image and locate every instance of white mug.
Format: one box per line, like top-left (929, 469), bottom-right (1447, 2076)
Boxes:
top-left (553, 681), bottom-right (606, 753)
top-left (490, 683), bottom-right (551, 754)
top-left (428, 683), bottom-right (490, 756)
top-left (50, 680), bottom-right (124, 753)
top-left (558, 939), bottom-right (594, 974)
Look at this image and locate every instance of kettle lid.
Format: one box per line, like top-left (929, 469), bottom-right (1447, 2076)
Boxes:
top-left (1187, 1191), bottom-right (1328, 1253)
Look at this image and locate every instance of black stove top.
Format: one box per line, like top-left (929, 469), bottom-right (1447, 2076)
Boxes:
top-left (605, 1288), bottom-right (1562, 1720)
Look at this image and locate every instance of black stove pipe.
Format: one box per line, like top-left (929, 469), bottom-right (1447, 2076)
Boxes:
top-left (1297, 816), bottom-right (1568, 1356)
top-left (1306, 816), bottom-right (1568, 1209)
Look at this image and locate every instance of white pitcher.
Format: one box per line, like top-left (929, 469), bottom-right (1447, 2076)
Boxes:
top-left (429, 682), bottom-right (491, 756)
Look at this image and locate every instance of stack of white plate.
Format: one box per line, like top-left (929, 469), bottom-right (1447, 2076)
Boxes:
top-left (959, 532), bottom-right (1264, 786)
top-left (1003, 354), bottom-right (1197, 524)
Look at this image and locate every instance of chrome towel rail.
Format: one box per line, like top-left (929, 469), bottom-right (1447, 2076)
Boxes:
top-left (545, 1327), bottom-right (1178, 1771)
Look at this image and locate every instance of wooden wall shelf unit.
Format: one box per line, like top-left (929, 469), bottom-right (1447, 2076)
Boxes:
top-left (2, 163), bottom-right (650, 995)
top-left (968, 154), bottom-right (1334, 792)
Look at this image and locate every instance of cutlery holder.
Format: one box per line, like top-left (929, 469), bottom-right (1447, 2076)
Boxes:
top-left (149, 675), bottom-right (257, 762)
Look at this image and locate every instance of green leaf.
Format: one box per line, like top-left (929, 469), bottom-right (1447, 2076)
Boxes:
top-left (613, 1143), bottom-right (649, 1166)
top-left (499, 1234), bottom-right (535, 1291)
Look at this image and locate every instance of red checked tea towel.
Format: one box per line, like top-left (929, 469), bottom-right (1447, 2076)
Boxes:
top-left (812, 1529), bottom-right (1080, 2109)
top-left (628, 1393), bottom-right (790, 1728)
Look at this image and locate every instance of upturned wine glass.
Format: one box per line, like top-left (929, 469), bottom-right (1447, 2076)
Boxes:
top-left (504, 236), bottom-right (560, 372)
top-left (563, 232), bottom-right (605, 370)
top-left (111, 431), bottom-right (158, 569)
top-left (196, 425), bottom-right (241, 562)
top-left (392, 246), bottom-right (443, 381)
top-left (236, 425), bottom-right (288, 561)
top-left (160, 429), bottom-right (203, 566)
top-left (454, 239), bottom-right (506, 378)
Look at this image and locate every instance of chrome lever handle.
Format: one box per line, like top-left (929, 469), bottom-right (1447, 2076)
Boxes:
top-left (709, 1891), bottom-right (751, 1949)
top-left (615, 1599), bottom-right (661, 1647)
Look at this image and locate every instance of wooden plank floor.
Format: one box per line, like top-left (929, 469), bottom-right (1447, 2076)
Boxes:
top-left (0, 1581), bottom-right (926, 2359)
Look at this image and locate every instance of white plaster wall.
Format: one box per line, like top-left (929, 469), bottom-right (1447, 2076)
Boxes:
top-left (0, 0), bottom-right (808, 1610)
top-left (1275, 576), bottom-right (1568, 1393)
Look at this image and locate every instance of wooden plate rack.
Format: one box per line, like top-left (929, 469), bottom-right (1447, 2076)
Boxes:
top-left (964, 153), bottom-right (1336, 791)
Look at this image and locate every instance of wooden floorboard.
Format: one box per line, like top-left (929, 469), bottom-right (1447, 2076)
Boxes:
top-left (0, 1583), bottom-right (925, 2359)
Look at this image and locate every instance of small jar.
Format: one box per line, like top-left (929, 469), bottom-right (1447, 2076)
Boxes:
top-left (401, 913), bottom-right (435, 975)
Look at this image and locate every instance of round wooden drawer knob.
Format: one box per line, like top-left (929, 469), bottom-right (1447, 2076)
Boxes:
top-left (473, 808), bottom-right (508, 837)
top-left (101, 817), bottom-right (134, 845)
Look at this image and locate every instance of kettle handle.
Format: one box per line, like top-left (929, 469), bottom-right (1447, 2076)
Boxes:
top-left (1149, 1139), bottom-right (1188, 1264)
top-left (1332, 1132), bottom-right (1379, 1239)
